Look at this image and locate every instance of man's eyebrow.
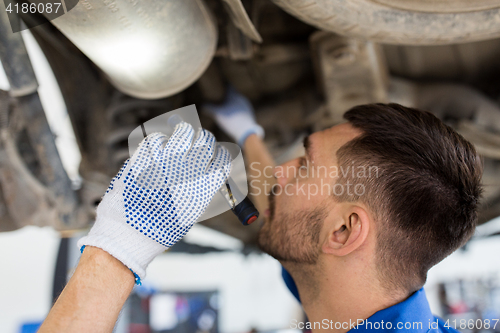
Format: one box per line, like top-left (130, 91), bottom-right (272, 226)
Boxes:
top-left (303, 135), bottom-right (313, 161)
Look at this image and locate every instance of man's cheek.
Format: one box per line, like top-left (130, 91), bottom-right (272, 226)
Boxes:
top-left (285, 181), bottom-right (313, 209)
top-left (284, 183), bottom-right (297, 197)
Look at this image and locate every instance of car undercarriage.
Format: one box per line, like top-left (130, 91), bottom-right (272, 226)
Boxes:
top-left (1, 0), bottom-right (500, 248)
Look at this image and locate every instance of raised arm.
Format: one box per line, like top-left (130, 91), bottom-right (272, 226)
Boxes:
top-left (204, 87), bottom-right (276, 215)
top-left (39, 123), bottom-right (231, 332)
top-left (243, 134), bottom-right (276, 216)
top-left (38, 246), bottom-right (134, 333)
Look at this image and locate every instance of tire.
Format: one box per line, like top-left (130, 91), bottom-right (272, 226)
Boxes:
top-left (270, 0), bottom-right (500, 45)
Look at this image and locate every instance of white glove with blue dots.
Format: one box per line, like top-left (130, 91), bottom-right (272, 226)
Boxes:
top-left (204, 86), bottom-right (264, 147)
top-left (78, 122), bottom-right (232, 280)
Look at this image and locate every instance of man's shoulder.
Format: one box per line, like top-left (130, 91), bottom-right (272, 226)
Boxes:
top-left (347, 289), bottom-right (461, 333)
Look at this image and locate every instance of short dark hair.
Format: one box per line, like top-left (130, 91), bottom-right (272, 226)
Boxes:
top-left (335, 103), bottom-right (483, 293)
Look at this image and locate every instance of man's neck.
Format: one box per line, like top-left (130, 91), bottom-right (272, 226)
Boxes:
top-left (284, 259), bottom-right (409, 333)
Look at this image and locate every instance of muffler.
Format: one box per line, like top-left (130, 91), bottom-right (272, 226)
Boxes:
top-left (48, 0), bottom-right (217, 99)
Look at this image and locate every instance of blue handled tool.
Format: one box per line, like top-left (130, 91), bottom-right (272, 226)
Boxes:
top-left (224, 182), bottom-right (259, 225)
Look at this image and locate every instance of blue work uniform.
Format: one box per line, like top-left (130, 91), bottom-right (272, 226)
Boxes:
top-left (282, 268), bottom-right (460, 332)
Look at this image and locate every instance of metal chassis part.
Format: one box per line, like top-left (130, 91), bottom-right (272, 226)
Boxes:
top-left (310, 32), bottom-right (388, 125)
top-left (0, 10), bottom-right (85, 230)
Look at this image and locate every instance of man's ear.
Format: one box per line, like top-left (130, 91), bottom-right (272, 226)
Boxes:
top-left (322, 205), bottom-right (370, 256)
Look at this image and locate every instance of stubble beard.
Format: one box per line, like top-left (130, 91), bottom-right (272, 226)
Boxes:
top-left (257, 191), bottom-right (327, 264)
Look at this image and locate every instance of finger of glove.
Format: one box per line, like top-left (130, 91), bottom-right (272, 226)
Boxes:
top-left (206, 144), bottom-right (232, 189)
top-left (187, 129), bottom-right (216, 170)
top-left (133, 132), bottom-right (169, 165)
top-left (164, 122), bottom-right (195, 160)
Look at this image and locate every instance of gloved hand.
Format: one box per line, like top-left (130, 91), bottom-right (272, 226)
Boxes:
top-left (78, 122), bottom-right (232, 280)
top-left (204, 86), bottom-right (264, 147)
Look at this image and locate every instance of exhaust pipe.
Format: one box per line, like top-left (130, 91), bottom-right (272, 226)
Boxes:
top-left (49, 0), bottom-right (217, 99)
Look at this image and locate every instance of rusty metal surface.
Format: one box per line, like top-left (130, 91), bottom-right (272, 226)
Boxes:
top-left (16, 93), bottom-right (79, 223)
top-left (384, 39), bottom-right (500, 81)
top-left (271, 0), bottom-right (500, 45)
top-left (222, 0), bottom-right (262, 43)
top-left (226, 18), bottom-right (254, 60)
top-left (0, 90), bottom-right (87, 231)
top-left (0, 5), bottom-right (38, 96)
top-left (0, 12), bottom-right (85, 231)
top-left (310, 32), bottom-right (388, 125)
top-left (0, 128), bottom-right (59, 229)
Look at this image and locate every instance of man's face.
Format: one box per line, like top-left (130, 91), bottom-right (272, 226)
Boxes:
top-left (257, 123), bottom-right (362, 264)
